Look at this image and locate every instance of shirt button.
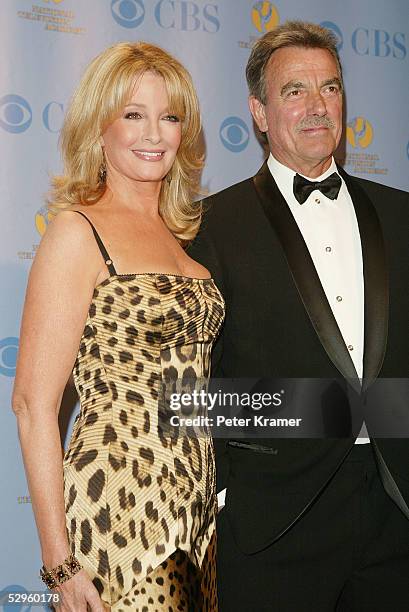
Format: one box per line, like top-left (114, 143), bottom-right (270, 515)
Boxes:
top-left (348, 345), bottom-right (354, 351)
top-left (315, 198), bottom-right (321, 204)
top-left (336, 296), bottom-right (343, 302)
top-left (325, 246), bottom-right (332, 252)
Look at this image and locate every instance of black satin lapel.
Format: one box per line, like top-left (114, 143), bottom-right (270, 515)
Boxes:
top-left (253, 162), bottom-right (359, 384)
top-left (337, 166), bottom-right (389, 390)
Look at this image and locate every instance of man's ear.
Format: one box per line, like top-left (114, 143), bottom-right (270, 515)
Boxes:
top-left (248, 96), bottom-right (268, 133)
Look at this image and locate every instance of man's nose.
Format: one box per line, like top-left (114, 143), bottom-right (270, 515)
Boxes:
top-left (306, 90), bottom-right (327, 115)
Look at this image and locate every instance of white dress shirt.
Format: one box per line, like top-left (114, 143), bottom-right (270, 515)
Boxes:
top-left (267, 153), bottom-right (369, 444)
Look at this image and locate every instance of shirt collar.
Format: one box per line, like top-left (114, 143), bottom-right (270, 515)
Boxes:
top-left (267, 153), bottom-right (338, 198)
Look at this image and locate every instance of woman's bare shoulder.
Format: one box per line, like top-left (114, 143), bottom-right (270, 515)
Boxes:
top-left (34, 208), bottom-right (102, 272)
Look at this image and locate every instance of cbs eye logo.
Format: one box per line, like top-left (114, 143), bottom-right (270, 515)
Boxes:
top-left (219, 117), bottom-right (250, 153)
top-left (111, 0), bottom-right (145, 28)
top-left (0, 337), bottom-right (19, 377)
top-left (0, 95), bottom-right (32, 134)
top-left (320, 21), bottom-right (343, 51)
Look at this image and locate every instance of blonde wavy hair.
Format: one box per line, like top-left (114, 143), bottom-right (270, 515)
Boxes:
top-left (47, 41), bottom-right (204, 244)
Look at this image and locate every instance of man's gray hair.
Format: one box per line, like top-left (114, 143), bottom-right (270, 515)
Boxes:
top-left (246, 20), bottom-right (343, 104)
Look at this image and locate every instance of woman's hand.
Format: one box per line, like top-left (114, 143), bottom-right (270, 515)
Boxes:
top-left (53, 569), bottom-right (108, 611)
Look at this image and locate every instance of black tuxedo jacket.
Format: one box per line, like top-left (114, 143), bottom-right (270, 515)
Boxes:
top-left (188, 161), bottom-right (409, 554)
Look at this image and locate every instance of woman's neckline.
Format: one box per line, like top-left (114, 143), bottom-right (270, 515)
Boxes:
top-left (95, 271), bottom-right (214, 291)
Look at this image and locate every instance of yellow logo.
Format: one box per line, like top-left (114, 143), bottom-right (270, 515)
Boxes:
top-left (346, 116), bottom-right (373, 149)
top-left (35, 206), bottom-right (53, 236)
top-left (43, 0), bottom-right (64, 3)
top-left (251, 2), bottom-right (279, 33)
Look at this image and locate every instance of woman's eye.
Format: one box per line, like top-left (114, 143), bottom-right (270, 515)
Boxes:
top-left (124, 112), bottom-right (141, 119)
top-left (164, 115), bottom-right (180, 122)
top-left (288, 90), bottom-right (301, 97)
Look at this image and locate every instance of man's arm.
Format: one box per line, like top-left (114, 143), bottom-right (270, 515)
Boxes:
top-left (188, 201), bottom-right (225, 378)
top-left (188, 204), bottom-right (229, 494)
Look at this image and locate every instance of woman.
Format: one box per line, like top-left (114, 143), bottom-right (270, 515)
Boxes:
top-left (12, 42), bottom-right (224, 611)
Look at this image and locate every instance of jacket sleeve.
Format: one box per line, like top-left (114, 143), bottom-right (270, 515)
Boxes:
top-left (187, 201), bottom-right (226, 379)
top-left (187, 203), bottom-right (229, 492)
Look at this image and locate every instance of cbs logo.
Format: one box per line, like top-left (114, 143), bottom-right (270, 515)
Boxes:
top-left (111, 0), bottom-right (220, 32)
top-left (219, 117), bottom-right (250, 153)
top-left (0, 337), bottom-right (19, 377)
top-left (0, 95), bottom-right (32, 134)
top-left (319, 21), bottom-right (406, 59)
top-left (111, 0), bottom-right (145, 28)
top-left (0, 95), bottom-right (63, 134)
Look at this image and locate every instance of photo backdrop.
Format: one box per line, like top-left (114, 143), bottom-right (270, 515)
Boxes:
top-left (1, 0), bottom-right (408, 605)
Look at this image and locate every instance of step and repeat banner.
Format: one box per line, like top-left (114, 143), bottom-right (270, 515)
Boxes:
top-left (1, 0), bottom-right (408, 606)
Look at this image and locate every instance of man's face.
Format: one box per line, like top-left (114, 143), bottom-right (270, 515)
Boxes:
top-left (249, 46), bottom-right (343, 175)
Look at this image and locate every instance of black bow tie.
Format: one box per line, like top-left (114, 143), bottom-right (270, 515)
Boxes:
top-left (293, 172), bottom-right (342, 204)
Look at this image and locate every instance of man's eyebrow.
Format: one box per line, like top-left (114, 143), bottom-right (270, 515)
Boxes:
top-left (321, 77), bottom-right (343, 89)
top-left (280, 80), bottom-right (305, 96)
top-left (279, 77), bottom-right (343, 97)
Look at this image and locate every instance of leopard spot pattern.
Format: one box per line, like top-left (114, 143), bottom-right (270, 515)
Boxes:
top-left (63, 274), bottom-right (224, 609)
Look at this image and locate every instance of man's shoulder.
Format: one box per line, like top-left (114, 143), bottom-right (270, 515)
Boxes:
top-left (203, 175), bottom-right (258, 217)
top-left (344, 171), bottom-right (409, 205)
top-left (193, 173), bottom-right (265, 243)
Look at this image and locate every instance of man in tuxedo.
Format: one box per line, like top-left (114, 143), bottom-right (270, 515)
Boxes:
top-left (188, 20), bottom-right (409, 612)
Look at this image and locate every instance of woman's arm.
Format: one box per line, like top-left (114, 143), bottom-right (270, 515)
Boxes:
top-left (11, 211), bottom-right (103, 590)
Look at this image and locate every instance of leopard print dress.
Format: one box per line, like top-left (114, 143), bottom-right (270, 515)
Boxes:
top-left (62, 212), bottom-right (225, 611)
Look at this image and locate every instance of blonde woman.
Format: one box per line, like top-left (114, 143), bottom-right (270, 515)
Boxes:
top-left (12, 42), bottom-right (224, 611)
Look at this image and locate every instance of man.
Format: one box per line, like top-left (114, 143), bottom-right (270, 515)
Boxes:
top-left (188, 21), bottom-right (409, 612)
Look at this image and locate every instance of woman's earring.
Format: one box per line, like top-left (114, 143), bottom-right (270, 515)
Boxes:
top-left (98, 161), bottom-right (107, 183)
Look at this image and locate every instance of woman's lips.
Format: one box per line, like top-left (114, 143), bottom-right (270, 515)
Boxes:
top-left (132, 150), bottom-right (165, 161)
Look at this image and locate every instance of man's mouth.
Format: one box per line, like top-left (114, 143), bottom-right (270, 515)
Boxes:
top-left (302, 126), bottom-right (328, 132)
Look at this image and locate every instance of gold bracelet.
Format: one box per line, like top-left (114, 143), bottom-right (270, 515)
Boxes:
top-left (39, 553), bottom-right (82, 589)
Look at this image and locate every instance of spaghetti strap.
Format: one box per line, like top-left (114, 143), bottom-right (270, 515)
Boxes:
top-left (73, 211), bottom-right (117, 275)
